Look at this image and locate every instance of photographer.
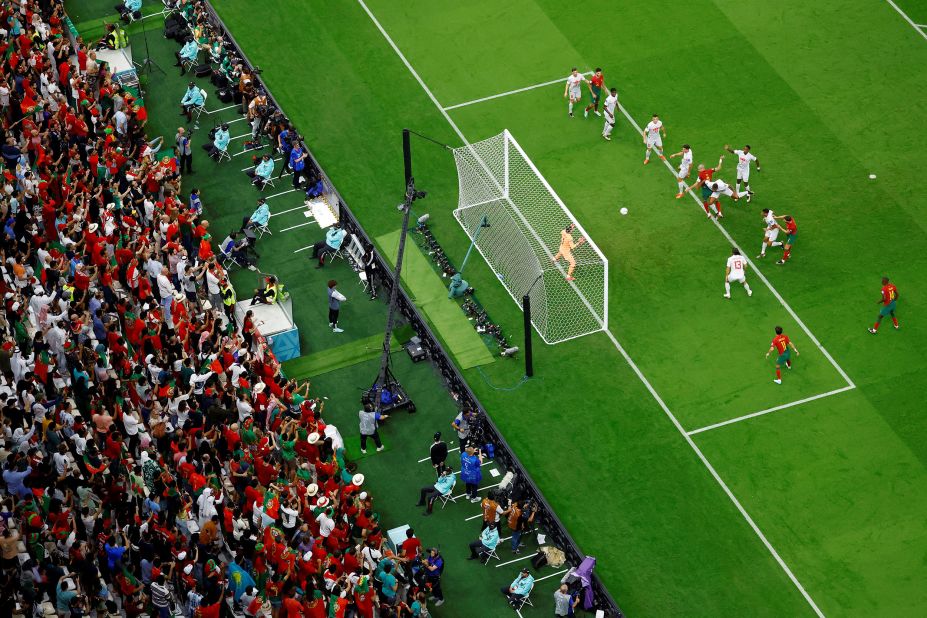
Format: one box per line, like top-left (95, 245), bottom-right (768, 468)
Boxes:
top-left (459, 445), bottom-right (484, 503)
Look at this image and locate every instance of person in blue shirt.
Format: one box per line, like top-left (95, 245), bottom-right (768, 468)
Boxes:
top-left (309, 224), bottom-right (347, 268)
top-left (501, 568), bottom-right (535, 608)
top-left (423, 548), bottom-right (445, 606)
top-left (180, 82), bottom-right (205, 123)
top-left (468, 522), bottom-right (500, 563)
top-left (174, 36), bottom-right (200, 75)
top-left (459, 445), bottom-right (484, 502)
top-left (416, 465), bottom-right (456, 515)
top-left (379, 562), bottom-right (399, 604)
top-left (246, 154), bottom-right (274, 188)
top-left (276, 128), bottom-right (292, 177)
top-left (247, 199), bottom-right (271, 229)
top-left (289, 143), bottom-right (308, 189)
top-left (189, 188), bottom-right (203, 215)
top-left (203, 123), bottom-right (230, 159)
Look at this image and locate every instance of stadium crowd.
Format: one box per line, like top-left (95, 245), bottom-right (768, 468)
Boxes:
top-left (0, 1), bottom-right (441, 617)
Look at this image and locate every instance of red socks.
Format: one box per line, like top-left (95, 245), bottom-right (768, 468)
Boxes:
top-left (782, 248), bottom-right (791, 261)
top-left (872, 322), bottom-right (881, 331)
top-left (702, 201), bottom-right (711, 215)
top-left (892, 317), bottom-right (899, 327)
top-left (776, 368), bottom-right (781, 379)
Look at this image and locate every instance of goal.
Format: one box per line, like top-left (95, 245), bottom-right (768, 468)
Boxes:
top-left (452, 130), bottom-right (608, 344)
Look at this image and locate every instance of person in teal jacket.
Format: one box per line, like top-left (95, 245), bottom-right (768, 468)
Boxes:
top-left (501, 568), bottom-right (535, 607)
top-left (247, 200), bottom-right (270, 228)
top-left (204, 123), bottom-right (230, 159)
top-left (175, 37), bottom-right (200, 74)
top-left (247, 154), bottom-right (275, 188)
top-left (180, 82), bottom-right (204, 122)
top-left (416, 465), bottom-right (456, 515)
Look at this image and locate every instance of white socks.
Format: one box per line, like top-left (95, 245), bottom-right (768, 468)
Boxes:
top-left (725, 282), bottom-right (731, 295)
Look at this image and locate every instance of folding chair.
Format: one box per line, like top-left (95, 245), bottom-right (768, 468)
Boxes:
top-left (357, 270), bottom-right (369, 293)
top-left (438, 481), bottom-right (457, 509)
top-left (511, 582), bottom-right (535, 610)
top-left (215, 143), bottom-right (231, 163)
top-left (192, 89), bottom-right (208, 123)
top-left (220, 246), bottom-right (241, 270)
top-left (481, 545), bottom-right (500, 564)
top-left (259, 176), bottom-right (276, 191)
top-left (254, 223), bottom-right (272, 239)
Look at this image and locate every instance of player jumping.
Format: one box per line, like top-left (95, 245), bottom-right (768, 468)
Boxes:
top-left (757, 208), bottom-right (783, 257)
top-left (868, 276), bottom-right (900, 333)
top-left (774, 215), bottom-right (797, 264)
top-left (602, 88), bottom-right (618, 141)
top-left (724, 248), bottom-right (752, 299)
top-left (669, 144), bottom-right (693, 198)
top-left (552, 223), bottom-right (586, 281)
top-left (584, 68), bottom-right (605, 118)
top-left (642, 114), bottom-right (666, 164)
top-left (687, 157), bottom-right (725, 218)
top-left (725, 144), bottom-right (760, 202)
top-left (564, 68), bottom-right (589, 118)
top-left (766, 326), bottom-right (799, 385)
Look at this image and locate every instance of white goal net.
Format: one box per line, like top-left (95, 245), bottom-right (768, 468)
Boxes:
top-left (452, 130), bottom-right (608, 344)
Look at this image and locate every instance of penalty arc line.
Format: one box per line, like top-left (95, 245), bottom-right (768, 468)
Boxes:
top-left (443, 72), bottom-right (593, 111)
top-left (687, 385), bottom-right (856, 436)
top-left (614, 102), bottom-right (855, 391)
top-left (355, 1), bottom-right (825, 615)
top-left (883, 0), bottom-right (927, 42)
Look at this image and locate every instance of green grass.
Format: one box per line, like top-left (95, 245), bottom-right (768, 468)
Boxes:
top-left (99, 0), bottom-right (927, 615)
top-left (376, 230), bottom-right (496, 369)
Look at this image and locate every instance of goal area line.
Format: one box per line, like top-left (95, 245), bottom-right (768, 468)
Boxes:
top-left (355, 2), bottom-right (827, 614)
top-left (443, 71), bottom-right (593, 111)
top-left (687, 385), bottom-right (856, 436)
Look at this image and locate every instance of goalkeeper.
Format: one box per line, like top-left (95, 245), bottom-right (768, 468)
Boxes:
top-left (552, 223), bottom-right (585, 281)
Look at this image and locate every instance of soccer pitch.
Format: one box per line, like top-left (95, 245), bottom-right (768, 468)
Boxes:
top-left (213, 0), bottom-right (927, 615)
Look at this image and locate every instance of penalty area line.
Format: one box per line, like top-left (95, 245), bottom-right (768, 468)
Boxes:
top-left (443, 72), bottom-right (593, 112)
top-left (356, 2), bottom-right (825, 615)
top-left (687, 385), bottom-right (856, 436)
top-left (883, 0), bottom-right (927, 42)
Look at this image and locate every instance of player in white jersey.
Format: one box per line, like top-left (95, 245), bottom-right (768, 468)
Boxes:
top-left (704, 177), bottom-right (741, 217)
top-left (724, 248), bottom-right (753, 299)
top-left (563, 68), bottom-right (589, 118)
top-left (757, 208), bottom-right (783, 257)
top-left (642, 114), bottom-right (666, 164)
top-left (725, 144), bottom-right (760, 202)
top-left (601, 88), bottom-right (618, 141)
top-left (669, 144), bottom-right (693, 197)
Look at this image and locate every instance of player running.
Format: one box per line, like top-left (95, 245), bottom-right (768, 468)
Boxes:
top-left (868, 277), bottom-right (900, 333)
top-left (687, 157), bottom-right (725, 218)
top-left (774, 215), bottom-right (797, 264)
top-left (757, 208), bottom-right (782, 257)
top-left (602, 88), bottom-right (618, 141)
top-left (642, 114), bottom-right (666, 164)
top-left (723, 248), bottom-right (753, 299)
top-left (552, 223), bottom-right (586, 281)
top-left (584, 68), bottom-right (606, 118)
top-left (725, 144), bottom-right (760, 202)
top-left (766, 326), bottom-right (799, 385)
top-left (669, 145), bottom-right (693, 198)
top-left (564, 68), bottom-right (589, 118)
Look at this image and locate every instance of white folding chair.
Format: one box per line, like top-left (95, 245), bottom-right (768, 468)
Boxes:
top-left (192, 89), bottom-right (208, 122)
top-left (438, 481), bottom-right (457, 509)
top-left (260, 176), bottom-right (276, 191)
top-left (357, 270), bottom-right (369, 293)
top-left (481, 545), bottom-right (500, 564)
top-left (215, 143), bottom-right (231, 163)
top-left (220, 246), bottom-right (241, 270)
top-left (511, 582), bottom-right (535, 610)
top-left (255, 222), bottom-right (272, 238)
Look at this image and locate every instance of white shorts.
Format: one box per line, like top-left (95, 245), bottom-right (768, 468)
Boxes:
top-left (646, 136), bottom-right (663, 149)
top-left (569, 87), bottom-right (581, 101)
top-left (737, 167), bottom-right (750, 182)
top-left (764, 228), bottom-right (779, 241)
top-left (710, 185), bottom-right (735, 199)
top-left (677, 165), bottom-right (690, 180)
top-left (727, 273), bottom-right (746, 284)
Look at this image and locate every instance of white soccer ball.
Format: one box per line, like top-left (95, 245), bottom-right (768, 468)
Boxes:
top-left (619, 207), bottom-right (628, 215)
top-left (868, 174), bottom-right (877, 180)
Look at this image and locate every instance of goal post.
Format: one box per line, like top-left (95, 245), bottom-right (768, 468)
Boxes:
top-left (452, 130), bottom-right (608, 344)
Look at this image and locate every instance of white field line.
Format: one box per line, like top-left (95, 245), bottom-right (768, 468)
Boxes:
top-left (495, 554), bottom-right (533, 568)
top-left (205, 104), bottom-right (238, 115)
top-left (615, 101), bottom-right (855, 393)
top-left (884, 0), bottom-right (927, 42)
top-left (464, 513), bottom-right (482, 521)
top-left (293, 245), bottom-right (314, 254)
top-left (452, 481), bottom-right (501, 501)
top-left (687, 385), bottom-right (856, 436)
top-left (270, 205), bottom-right (309, 218)
top-left (226, 117), bottom-right (248, 125)
top-left (534, 568), bottom-right (569, 583)
top-left (264, 189), bottom-right (297, 200)
top-left (229, 133), bottom-right (251, 141)
top-left (278, 221), bottom-right (314, 233)
top-left (443, 72), bottom-right (592, 111)
top-left (356, 2), bottom-right (825, 615)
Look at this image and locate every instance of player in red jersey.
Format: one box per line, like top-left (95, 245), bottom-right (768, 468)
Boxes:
top-left (686, 156), bottom-right (725, 218)
top-left (584, 68), bottom-right (606, 118)
top-left (868, 276), bottom-right (899, 333)
top-left (774, 215), bottom-right (797, 264)
top-left (765, 325), bottom-right (800, 385)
